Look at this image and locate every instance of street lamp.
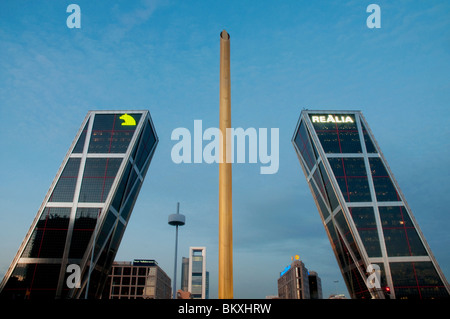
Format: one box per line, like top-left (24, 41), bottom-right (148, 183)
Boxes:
top-left (168, 202), bottom-right (185, 299)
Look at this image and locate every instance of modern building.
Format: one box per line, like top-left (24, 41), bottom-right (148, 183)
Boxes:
top-left (292, 110), bottom-right (450, 299)
top-left (105, 259), bottom-right (171, 299)
top-left (180, 255), bottom-right (209, 299)
top-left (0, 110), bottom-right (158, 299)
top-left (278, 257), bottom-right (321, 299)
top-left (187, 247), bottom-right (208, 299)
top-left (181, 257), bottom-right (189, 292)
top-left (308, 271), bottom-right (323, 299)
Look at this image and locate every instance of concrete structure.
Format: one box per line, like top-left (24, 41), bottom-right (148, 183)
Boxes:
top-left (308, 271), bottom-right (323, 299)
top-left (105, 259), bottom-right (171, 299)
top-left (278, 257), bottom-right (322, 299)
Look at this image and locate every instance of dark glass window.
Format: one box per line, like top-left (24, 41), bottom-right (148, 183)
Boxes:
top-left (310, 180), bottom-right (330, 220)
top-left (138, 267), bottom-right (147, 276)
top-left (120, 180), bottom-right (141, 221)
top-left (121, 286), bottom-right (130, 295)
top-left (109, 221), bottom-right (125, 255)
top-left (379, 206), bottom-right (427, 256)
top-left (349, 207), bottom-right (381, 257)
top-left (123, 267), bottom-right (131, 276)
top-left (94, 211), bottom-right (117, 260)
top-left (319, 162), bottom-right (340, 211)
top-left (390, 262), bottom-right (448, 299)
top-left (133, 121), bottom-right (156, 172)
top-left (49, 158), bottom-right (81, 202)
top-left (111, 161), bottom-right (133, 212)
top-left (360, 121), bottom-right (377, 153)
top-left (122, 277), bottom-right (130, 285)
top-left (328, 158), bottom-right (371, 202)
top-left (78, 158), bottom-right (122, 202)
top-left (312, 166), bottom-right (327, 201)
top-left (68, 208), bottom-right (100, 258)
top-left (369, 158), bottom-right (399, 201)
top-left (294, 121), bottom-right (317, 171)
top-left (73, 122), bottom-right (88, 153)
top-left (335, 211), bottom-right (361, 262)
top-left (192, 256), bottom-right (203, 274)
top-left (88, 113), bottom-right (142, 153)
top-left (3, 263), bottom-right (61, 299)
top-left (21, 208), bottom-right (71, 258)
top-left (310, 114), bottom-right (362, 154)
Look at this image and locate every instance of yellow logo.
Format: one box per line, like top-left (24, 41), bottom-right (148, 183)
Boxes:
top-left (120, 114), bottom-right (136, 126)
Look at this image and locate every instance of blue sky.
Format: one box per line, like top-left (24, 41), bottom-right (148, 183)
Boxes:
top-left (0, 0), bottom-right (449, 299)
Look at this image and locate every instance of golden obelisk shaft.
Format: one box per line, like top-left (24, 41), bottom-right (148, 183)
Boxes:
top-left (219, 29), bottom-right (233, 299)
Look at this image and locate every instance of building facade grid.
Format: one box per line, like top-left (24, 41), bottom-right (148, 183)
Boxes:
top-left (188, 247), bottom-right (207, 299)
top-left (292, 110), bottom-right (449, 299)
top-left (0, 110), bottom-right (158, 299)
top-left (106, 260), bottom-right (171, 299)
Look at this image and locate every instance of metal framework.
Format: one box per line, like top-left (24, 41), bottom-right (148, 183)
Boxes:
top-left (292, 110), bottom-right (449, 299)
top-left (0, 110), bottom-right (158, 299)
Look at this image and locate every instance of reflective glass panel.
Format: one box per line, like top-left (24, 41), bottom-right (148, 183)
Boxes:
top-left (111, 161), bottom-right (133, 211)
top-left (328, 158), bottom-right (371, 202)
top-left (335, 211), bottom-right (361, 261)
top-left (379, 206), bottom-right (427, 256)
top-left (21, 208), bottom-right (71, 258)
top-left (73, 122), bottom-right (89, 153)
top-left (390, 262), bottom-right (449, 299)
top-left (294, 121), bottom-right (317, 171)
top-left (49, 158), bottom-right (81, 202)
top-left (133, 120), bottom-right (156, 172)
top-left (349, 207), bottom-right (381, 257)
top-left (369, 158), bottom-right (399, 201)
top-left (88, 113), bottom-right (142, 153)
top-left (78, 158), bottom-right (122, 202)
top-left (360, 121), bottom-right (377, 153)
top-left (310, 114), bottom-right (361, 154)
top-left (310, 180), bottom-right (330, 220)
top-left (319, 162), bottom-right (340, 211)
top-left (69, 208), bottom-right (100, 258)
top-left (2, 263), bottom-right (62, 299)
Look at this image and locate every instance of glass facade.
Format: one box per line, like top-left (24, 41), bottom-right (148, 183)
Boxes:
top-left (188, 247), bottom-right (207, 299)
top-left (0, 110), bottom-right (158, 299)
top-left (292, 110), bottom-right (449, 299)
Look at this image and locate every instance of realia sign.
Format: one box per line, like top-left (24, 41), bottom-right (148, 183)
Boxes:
top-left (311, 115), bottom-right (354, 124)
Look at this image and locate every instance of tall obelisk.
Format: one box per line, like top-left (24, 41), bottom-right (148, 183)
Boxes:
top-left (218, 29), bottom-right (233, 299)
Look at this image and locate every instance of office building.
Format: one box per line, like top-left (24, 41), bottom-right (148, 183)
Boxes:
top-left (292, 110), bottom-right (449, 299)
top-left (181, 257), bottom-right (189, 292)
top-left (105, 259), bottom-right (171, 299)
top-left (278, 258), bottom-right (321, 299)
top-left (188, 247), bottom-right (208, 299)
top-left (308, 271), bottom-right (323, 299)
top-left (0, 110), bottom-right (158, 299)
